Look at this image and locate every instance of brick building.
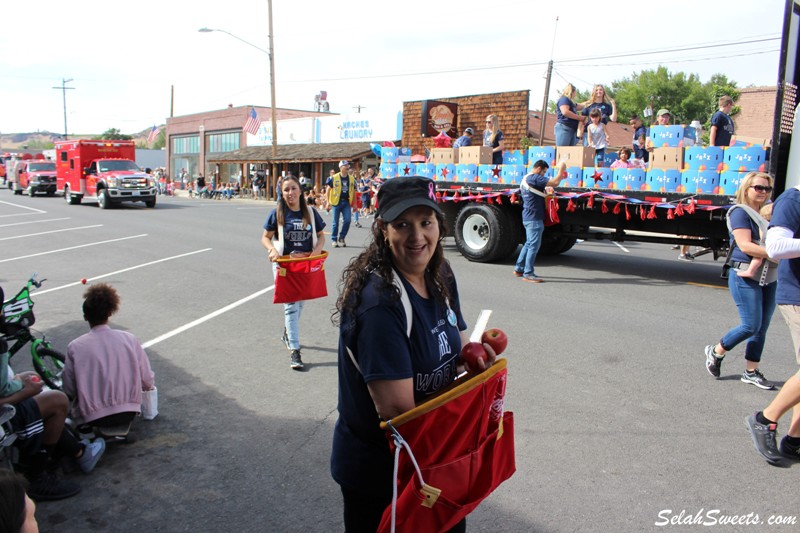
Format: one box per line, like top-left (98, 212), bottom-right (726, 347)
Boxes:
top-left (733, 86), bottom-right (777, 142)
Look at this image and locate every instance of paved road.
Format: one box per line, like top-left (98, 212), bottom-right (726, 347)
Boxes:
top-left (1, 189), bottom-right (797, 532)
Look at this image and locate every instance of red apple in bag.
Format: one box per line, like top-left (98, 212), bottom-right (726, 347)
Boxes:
top-left (481, 328), bottom-right (507, 355)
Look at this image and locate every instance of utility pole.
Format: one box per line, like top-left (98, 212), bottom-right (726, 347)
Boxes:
top-left (353, 105), bottom-right (366, 113)
top-left (538, 17), bottom-right (559, 146)
top-left (52, 78), bottom-right (75, 140)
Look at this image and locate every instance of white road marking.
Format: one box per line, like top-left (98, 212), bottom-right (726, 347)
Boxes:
top-left (0, 201), bottom-right (47, 214)
top-left (0, 224), bottom-right (103, 241)
top-left (34, 248), bottom-right (213, 296)
top-left (142, 286), bottom-right (275, 349)
top-left (0, 234), bottom-right (147, 263)
top-left (613, 242), bottom-right (630, 253)
top-left (0, 217), bottom-right (70, 228)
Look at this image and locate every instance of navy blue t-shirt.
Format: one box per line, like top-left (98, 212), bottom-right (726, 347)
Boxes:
top-left (711, 110), bottom-right (735, 147)
top-left (633, 125), bottom-right (649, 161)
top-left (769, 188), bottom-right (800, 305)
top-left (264, 207), bottom-right (326, 254)
top-left (556, 96), bottom-right (578, 128)
top-left (483, 129), bottom-right (504, 165)
top-left (728, 206), bottom-right (761, 263)
top-left (520, 172), bottom-right (549, 222)
top-left (331, 270), bottom-right (467, 498)
top-left (581, 102), bottom-right (613, 124)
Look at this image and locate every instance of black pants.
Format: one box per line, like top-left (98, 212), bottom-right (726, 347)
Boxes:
top-left (341, 485), bottom-right (466, 533)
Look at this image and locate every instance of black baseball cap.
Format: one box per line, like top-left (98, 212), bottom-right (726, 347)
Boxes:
top-left (377, 177), bottom-right (442, 222)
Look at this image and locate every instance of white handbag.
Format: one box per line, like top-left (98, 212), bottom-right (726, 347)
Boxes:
top-left (141, 386), bottom-right (159, 420)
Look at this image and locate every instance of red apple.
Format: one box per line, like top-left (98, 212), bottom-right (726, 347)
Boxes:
top-left (460, 342), bottom-right (487, 372)
top-left (81, 278), bottom-right (87, 285)
top-left (481, 328), bottom-right (508, 355)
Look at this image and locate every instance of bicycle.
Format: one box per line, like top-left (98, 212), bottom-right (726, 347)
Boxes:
top-left (1, 274), bottom-right (66, 389)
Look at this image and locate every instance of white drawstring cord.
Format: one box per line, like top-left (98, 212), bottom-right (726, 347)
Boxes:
top-left (386, 421), bottom-right (427, 533)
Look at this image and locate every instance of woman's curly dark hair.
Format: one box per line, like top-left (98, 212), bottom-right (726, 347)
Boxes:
top-left (333, 209), bottom-right (452, 327)
top-left (82, 283), bottom-right (120, 326)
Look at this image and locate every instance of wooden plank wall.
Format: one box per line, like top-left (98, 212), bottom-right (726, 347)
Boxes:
top-left (402, 90), bottom-right (531, 156)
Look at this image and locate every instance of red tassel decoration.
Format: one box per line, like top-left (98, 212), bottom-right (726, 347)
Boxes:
top-left (667, 208), bottom-right (674, 220)
top-left (613, 203), bottom-right (621, 215)
top-left (639, 206), bottom-right (646, 221)
top-left (625, 204), bottom-right (631, 220)
top-left (453, 191), bottom-right (461, 203)
top-left (587, 193), bottom-right (595, 209)
top-left (566, 198), bottom-right (577, 212)
top-left (602, 199), bottom-right (609, 213)
top-left (475, 194), bottom-right (483, 203)
top-left (675, 202), bottom-right (684, 216)
top-left (686, 200), bottom-right (696, 214)
top-left (435, 191), bottom-right (442, 201)
top-left (647, 204), bottom-right (657, 219)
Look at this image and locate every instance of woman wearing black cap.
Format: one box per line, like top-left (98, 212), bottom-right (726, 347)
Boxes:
top-left (330, 176), bottom-right (495, 532)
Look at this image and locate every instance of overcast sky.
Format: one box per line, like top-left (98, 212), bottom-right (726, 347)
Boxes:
top-left (0, 0), bottom-right (787, 135)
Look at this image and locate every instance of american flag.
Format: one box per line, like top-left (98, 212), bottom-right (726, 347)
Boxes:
top-left (147, 125), bottom-right (160, 144)
top-left (243, 108), bottom-right (261, 135)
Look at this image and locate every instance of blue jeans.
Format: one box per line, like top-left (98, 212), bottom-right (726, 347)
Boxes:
top-left (554, 123), bottom-right (578, 146)
top-left (272, 262), bottom-right (305, 350)
top-left (515, 219), bottom-right (545, 277)
top-left (331, 201), bottom-right (352, 242)
top-left (720, 275), bottom-right (777, 363)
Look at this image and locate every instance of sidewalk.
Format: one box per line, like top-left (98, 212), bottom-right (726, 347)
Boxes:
top-left (171, 188), bottom-right (276, 207)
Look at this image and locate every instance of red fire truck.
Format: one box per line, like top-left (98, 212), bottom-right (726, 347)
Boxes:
top-left (55, 140), bottom-right (157, 209)
top-left (18, 159), bottom-right (57, 197)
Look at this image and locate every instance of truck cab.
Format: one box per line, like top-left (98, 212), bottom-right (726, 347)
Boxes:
top-left (19, 160), bottom-right (57, 196)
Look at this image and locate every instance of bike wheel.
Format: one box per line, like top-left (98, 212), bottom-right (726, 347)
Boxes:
top-left (33, 344), bottom-right (66, 390)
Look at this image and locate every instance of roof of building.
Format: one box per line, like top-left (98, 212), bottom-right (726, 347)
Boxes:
top-left (207, 141), bottom-right (376, 164)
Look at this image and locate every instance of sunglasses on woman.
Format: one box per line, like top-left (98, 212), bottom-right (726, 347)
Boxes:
top-left (750, 185), bottom-right (773, 192)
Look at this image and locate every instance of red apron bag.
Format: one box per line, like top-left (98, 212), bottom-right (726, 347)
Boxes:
top-left (273, 251), bottom-right (328, 304)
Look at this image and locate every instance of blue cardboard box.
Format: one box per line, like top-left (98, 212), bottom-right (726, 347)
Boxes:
top-left (502, 150), bottom-right (527, 166)
top-left (414, 163), bottom-right (436, 178)
top-left (456, 164), bottom-right (479, 182)
top-left (683, 146), bottom-right (724, 171)
top-left (435, 163), bottom-right (457, 182)
top-left (380, 147), bottom-right (399, 163)
top-left (528, 146), bottom-right (556, 167)
top-left (500, 165), bottom-right (526, 185)
top-left (681, 170), bottom-right (721, 194)
top-left (398, 147), bottom-right (412, 156)
top-left (603, 151), bottom-right (619, 168)
top-left (649, 125), bottom-right (685, 148)
top-left (723, 146), bottom-right (767, 172)
top-left (718, 171), bottom-right (747, 195)
top-left (478, 165), bottom-right (500, 183)
top-left (646, 169), bottom-right (682, 192)
top-left (380, 163), bottom-right (398, 179)
top-left (582, 167), bottom-right (613, 188)
top-left (561, 166), bottom-right (583, 188)
top-left (612, 168), bottom-right (646, 190)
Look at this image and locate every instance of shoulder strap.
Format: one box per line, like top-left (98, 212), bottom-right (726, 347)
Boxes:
top-left (520, 173), bottom-right (548, 198)
top-left (275, 207), bottom-right (318, 255)
top-left (726, 204), bottom-right (768, 241)
top-left (346, 269), bottom-right (413, 375)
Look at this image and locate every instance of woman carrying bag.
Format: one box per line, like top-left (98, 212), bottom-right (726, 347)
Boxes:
top-left (261, 174), bottom-right (326, 371)
top-left (705, 172), bottom-right (778, 389)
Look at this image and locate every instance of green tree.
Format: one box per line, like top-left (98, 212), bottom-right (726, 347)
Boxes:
top-left (610, 66), bottom-right (709, 125)
top-left (95, 128), bottom-right (132, 140)
top-left (702, 74), bottom-right (740, 142)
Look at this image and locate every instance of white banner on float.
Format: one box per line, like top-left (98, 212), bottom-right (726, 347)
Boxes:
top-left (317, 111), bottom-right (402, 144)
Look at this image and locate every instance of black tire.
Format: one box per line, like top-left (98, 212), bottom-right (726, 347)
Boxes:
top-left (145, 198), bottom-right (156, 208)
top-left (454, 203), bottom-right (518, 263)
top-left (538, 226), bottom-right (577, 256)
top-left (28, 186), bottom-right (35, 197)
top-left (98, 189), bottom-right (110, 209)
top-left (33, 346), bottom-right (66, 390)
top-left (65, 184), bottom-right (81, 205)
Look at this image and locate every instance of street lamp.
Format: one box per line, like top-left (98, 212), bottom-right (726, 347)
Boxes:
top-left (198, 8), bottom-right (277, 161)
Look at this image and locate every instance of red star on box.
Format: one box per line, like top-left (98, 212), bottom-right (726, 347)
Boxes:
top-left (491, 166), bottom-right (502, 178)
top-left (440, 167), bottom-right (449, 179)
top-left (592, 170), bottom-right (603, 184)
top-left (402, 164), bottom-right (411, 175)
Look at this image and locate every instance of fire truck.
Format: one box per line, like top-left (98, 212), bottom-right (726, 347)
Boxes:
top-left (18, 159), bottom-right (57, 196)
top-left (55, 140), bottom-right (157, 209)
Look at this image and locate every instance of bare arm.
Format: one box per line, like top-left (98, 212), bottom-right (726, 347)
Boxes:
top-left (312, 231), bottom-right (325, 255)
top-left (0, 374), bottom-right (43, 407)
top-left (709, 125), bottom-right (718, 147)
top-left (559, 104), bottom-right (582, 122)
top-left (608, 99), bottom-right (618, 122)
top-left (367, 378), bottom-right (415, 420)
top-left (546, 162), bottom-right (568, 188)
top-left (494, 138), bottom-right (505, 154)
top-left (261, 229), bottom-right (280, 262)
top-left (732, 228), bottom-right (770, 259)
